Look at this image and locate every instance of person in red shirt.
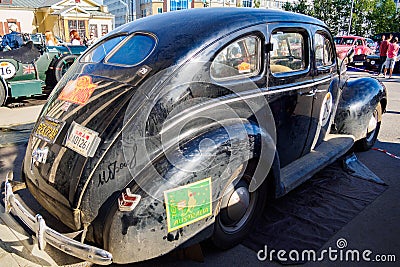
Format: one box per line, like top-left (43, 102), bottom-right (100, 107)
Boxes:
top-left (377, 35), bottom-right (390, 75)
top-left (383, 37), bottom-right (399, 78)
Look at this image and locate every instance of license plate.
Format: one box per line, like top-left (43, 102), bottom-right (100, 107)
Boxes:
top-left (65, 122), bottom-right (101, 157)
top-left (33, 116), bottom-right (65, 143)
top-left (354, 62), bottom-right (363, 66)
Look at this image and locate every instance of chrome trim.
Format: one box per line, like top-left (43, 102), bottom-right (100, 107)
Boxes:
top-left (3, 177), bottom-right (113, 265)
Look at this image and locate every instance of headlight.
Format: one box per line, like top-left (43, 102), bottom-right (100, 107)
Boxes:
top-left (371, 60), bottom-right (375, 65)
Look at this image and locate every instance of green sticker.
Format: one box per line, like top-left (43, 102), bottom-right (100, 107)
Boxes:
top-left (164, 177), bottom-right (212, 232)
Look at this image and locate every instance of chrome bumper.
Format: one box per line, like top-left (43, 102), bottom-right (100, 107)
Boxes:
top-left (3, 174), bottom-right (112, 265)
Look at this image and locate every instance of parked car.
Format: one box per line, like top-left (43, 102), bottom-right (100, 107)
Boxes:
top-left (334, 35), bottom-right (374, 65)
top-left (4, 8), bottom-right (386, 265)
top-left (364, 51), bottom-right (400, 73)
top-left (0, 33), bottom-right (86, 106)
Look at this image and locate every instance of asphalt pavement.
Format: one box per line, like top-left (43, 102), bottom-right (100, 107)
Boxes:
top-left (0, 69), bottom-right (399, 266)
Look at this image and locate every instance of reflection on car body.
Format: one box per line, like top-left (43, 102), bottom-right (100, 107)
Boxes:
top-left (0, 33), bottom-right (86, 106)
top-left (3, 8), bottom-right (386, 265)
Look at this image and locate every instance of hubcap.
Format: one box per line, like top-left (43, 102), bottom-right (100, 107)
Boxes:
top-left (226, 187), bottom-right (250, 223)
top-left (219, 179), bottom-right (256, 233)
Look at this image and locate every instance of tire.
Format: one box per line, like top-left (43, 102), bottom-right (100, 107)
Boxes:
top-left (54, 54), bottom-right (78, 82)
top-left (211, 166), bottom-right (268, 249)
top-left (0, 81), bottom-right (7, 106)
top-left (356, 103), bottom-right (382, 151)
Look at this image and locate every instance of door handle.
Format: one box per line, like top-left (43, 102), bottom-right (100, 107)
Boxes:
top-left (299, 90), bottom-right (316, 96)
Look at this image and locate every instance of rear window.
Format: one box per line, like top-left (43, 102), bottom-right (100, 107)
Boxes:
top-left (80, 33), bottom-right (156, 66)
top-left (81, 35), bottom-right (126, 63)
top-left (106, 34), bottom-right (156, 66)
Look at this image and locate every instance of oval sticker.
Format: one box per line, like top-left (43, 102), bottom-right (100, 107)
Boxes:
top-left (0, 61), bottom-right (17, 79)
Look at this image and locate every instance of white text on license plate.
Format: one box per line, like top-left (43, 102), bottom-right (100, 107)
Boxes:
top-left (65, 122), bottom-right (101, 157)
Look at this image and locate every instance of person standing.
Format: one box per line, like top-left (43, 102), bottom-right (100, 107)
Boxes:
top-left (1, 23), bottom-right (23, 50)
top-left (377, 35), bottom-right (390, 76)
top-left (69, 29), bottom-right (82, 45)
top-left (45, 30), bottom-right (59, 46)
top-left (383, 37), bottom-right (399, 78)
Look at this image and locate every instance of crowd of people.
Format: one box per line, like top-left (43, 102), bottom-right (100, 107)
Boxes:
top-left (0, 23), bottom-right (105, 51)
top-left (376, 34), bottom-right (399, 78)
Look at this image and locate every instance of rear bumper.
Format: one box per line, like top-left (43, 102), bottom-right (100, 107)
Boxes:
top-left (3, 175), bottom-right (113, 265)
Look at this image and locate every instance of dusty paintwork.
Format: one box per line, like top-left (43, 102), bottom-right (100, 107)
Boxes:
top-left (4, 8), bottom-right (387, 265)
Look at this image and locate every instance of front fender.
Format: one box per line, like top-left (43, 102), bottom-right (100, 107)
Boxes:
top-left (333, 77), bottom-right (386, 140)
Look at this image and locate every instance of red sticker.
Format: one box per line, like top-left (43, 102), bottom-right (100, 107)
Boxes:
top-left (58, 76), bottom-right (98, 105)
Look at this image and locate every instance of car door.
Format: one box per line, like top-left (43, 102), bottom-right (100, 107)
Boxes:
top-left (267, 27), bottom-right (313, 167)
top-left (303, 29), bottom-right (337, 153)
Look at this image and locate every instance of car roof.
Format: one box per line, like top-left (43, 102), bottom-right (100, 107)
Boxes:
top-left (113, 8), bottom-right (327, 37)
top-left (103, 8), bottom-right (327, 69)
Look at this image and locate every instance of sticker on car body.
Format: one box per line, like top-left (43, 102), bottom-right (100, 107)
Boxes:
top-left (164, 177), bottom-right (212, 232)
top-left (33, 116), bottom-right (66, 143)
top-left (0, 61), bottom-right (16, 79)
top-left (64, 121), bottom-right (101, 157)
top-left (58, 75), bottom-right (98, 105)
top-left (31, 146), bottom-right (49, 164)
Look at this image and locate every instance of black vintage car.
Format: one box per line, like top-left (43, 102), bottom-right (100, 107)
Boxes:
top-left (4, 8), bottom-right (386, 265)
top-left (364, 52), bottom-right (400, 73)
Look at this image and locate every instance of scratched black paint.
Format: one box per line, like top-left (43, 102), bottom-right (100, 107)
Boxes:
top-left (20, 8), bottom-right (387, 265)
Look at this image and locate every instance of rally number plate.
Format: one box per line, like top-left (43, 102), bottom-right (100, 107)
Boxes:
top-left (33, 117), bottom-right (65, 143)
top-left (65, 122), bottom-right (101, 157)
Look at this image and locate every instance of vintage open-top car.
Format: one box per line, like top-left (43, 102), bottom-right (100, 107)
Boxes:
top-left (4, 8), bottom-right (386, 265)
top-left (0, 33), bottom-right (86, 106)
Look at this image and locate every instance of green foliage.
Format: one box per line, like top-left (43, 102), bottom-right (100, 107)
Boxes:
top-left (287, 0), bottom-right (400, 37)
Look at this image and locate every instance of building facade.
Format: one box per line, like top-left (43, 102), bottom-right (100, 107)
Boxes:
top-left (0, 0), bottom-right (113, 41)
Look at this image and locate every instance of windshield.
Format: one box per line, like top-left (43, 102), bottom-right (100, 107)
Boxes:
top-left (334, 37), bottom-right (355, 46)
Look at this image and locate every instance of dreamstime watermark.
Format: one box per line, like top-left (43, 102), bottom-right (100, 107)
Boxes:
top-left (257, 238), bottom-right (396, 263)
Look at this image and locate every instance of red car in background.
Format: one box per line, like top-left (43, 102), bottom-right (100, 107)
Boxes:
top-left (334, 35), bottom-right (374, 65)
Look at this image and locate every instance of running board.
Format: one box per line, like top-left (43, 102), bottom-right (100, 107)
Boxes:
top-left (279, 134), bottom-right (355, 196)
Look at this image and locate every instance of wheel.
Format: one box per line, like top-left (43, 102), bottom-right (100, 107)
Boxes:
top-left (356, 103), bottom-right (382, 151)
top-left (0, 81), bottom-right (7, 106)
top-left (54, 54), bottom-right (78, 82)
top-left (211, 167), bottom-right (268, 249)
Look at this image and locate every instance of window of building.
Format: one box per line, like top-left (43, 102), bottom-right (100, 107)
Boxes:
top-left (210, 35), bottom-right (261, 80)
top-left (101, 24), bottom-right (109, 35)
top-left (89, 24), bottom-right (98, 38)
top-left (68, 20), bottom-right (86, 40)
top-left (242, 0), bottom-right (252, 7)
top-left (170, 0), bottom-right (188, 11)
top-left (270, 31), bottom-right (307, 74)
top-left (141, 9), bottom-right (147, 17)
top-left (315, 32), bottom-right (334, 67)
top-left (158, 8), bottom-right (163, 14)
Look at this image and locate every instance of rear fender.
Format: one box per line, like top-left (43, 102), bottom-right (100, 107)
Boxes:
top-left (332, 77), bottom-right (386, 140)
top-left (101, 120), bottom-right (276, 263)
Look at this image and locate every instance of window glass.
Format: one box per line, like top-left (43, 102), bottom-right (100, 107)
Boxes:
top-left (107, 34), bottom-right (156, 66)
top-left (315, 33), bottom-right (334, 67)
top-left (81, 35), bottom-right (126, 63)
top-left (211, 36), bottom-right (261, 80)
top-left (270, 32), bottom-right (306, 73)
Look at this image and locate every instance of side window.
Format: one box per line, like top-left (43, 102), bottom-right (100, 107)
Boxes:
top-left (270, 31), bottom-right (307, 74)
top-left (315, 32), bottom-right (334, 67)
top-left (211, 36), bottom-right (261, 80)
